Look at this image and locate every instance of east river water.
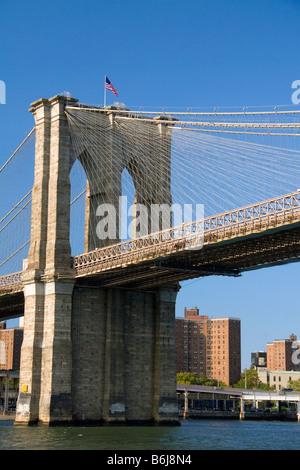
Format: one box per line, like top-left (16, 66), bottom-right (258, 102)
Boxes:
top-left (1, 417), bottom-right (300, 451)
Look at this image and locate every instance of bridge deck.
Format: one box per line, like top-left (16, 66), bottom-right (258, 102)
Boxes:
top-left (0, 191), bottom-right (299, 319)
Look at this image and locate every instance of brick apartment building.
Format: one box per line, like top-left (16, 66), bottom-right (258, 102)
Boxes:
top-left (0, 322), bottom-right (23, 370)
top-left (266, 334), bottom-right (300, 371)
top-left (176, 307), bottom-right (241, 386)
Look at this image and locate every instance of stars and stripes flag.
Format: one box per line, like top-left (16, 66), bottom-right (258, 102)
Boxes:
top-left (105, 76), bottom-right (119, 96)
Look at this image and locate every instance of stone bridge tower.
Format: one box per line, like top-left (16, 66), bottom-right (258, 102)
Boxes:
top-left (15, 95), bottom-right (179, 426)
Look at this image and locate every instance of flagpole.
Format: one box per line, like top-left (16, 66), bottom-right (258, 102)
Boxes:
top-left (104, 75), bottom-right (107, 107)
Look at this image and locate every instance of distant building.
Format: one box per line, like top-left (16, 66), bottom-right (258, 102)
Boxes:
top-left (0, 321), bottom-right (23, 370)
top-left (176, 308), bottom-right (209, 378)
top-left (251, 351), bottom-right (267, 369)
top-left (267, 334), bottom-right (300, 371)
top-left (175, 307), bottom-right (241, 386)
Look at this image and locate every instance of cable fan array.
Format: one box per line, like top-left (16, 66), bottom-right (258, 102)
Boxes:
top-left (0, 130), bottom-right (35, 275)
top-left (66, 106), bottom-right (300, 255)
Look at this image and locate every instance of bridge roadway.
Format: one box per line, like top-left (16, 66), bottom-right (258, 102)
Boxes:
top-left (177, 383), bottom-right (300, 402)
top-left (0, 190), bottom-right (299, 320)
top-left (177, 383), bottom-right (300, 420)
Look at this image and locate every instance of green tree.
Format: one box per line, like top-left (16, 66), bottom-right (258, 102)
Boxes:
top-left (195, 374), bottom-right (208, 384)
top-left (259, 381), bottom-right (275, 391)
top-left (234, 368), bottom-right (259, 389)
top-left (201, 377), bottom-right (227, 387)
top-left (177, 373), bottom-right (227, 387)
top-left (234, 368), bottom-right (274, 390)
top-left (288, 378), bottom-right (300, 391)
top-left (177, 372), bottom-right (197, 384)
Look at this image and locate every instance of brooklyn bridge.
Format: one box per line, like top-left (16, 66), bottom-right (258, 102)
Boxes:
top-left (0, 95), bottom-right (299, 425)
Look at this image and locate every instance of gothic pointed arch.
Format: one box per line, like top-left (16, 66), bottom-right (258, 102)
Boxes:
top-left (69, 158), bottom-right (88, 256)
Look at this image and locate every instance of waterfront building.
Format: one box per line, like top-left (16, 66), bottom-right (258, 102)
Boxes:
top-left (257, 369), bottom-right (300, 391)
top-left (175, 307), bottom-right (241, 386)
top-left (0, 322), bottom-right (23, 370)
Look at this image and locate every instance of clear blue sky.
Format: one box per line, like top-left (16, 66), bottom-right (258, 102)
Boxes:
top-left (0, 0), bottom-right (300, 368)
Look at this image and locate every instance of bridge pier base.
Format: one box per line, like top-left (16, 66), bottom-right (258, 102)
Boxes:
top-left (71, 284), bottom-right (180, 426)
top-left (38, 277), bottom-right (75, 425)
top-left (16, 282), bottom-right (179, 426)
top-left (15, 275), bottom-right (75, 426)
top-left (14, 274), bottom-right (45, 425)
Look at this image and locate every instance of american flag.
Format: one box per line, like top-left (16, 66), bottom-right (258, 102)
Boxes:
top-left (105, 76), bottom-right (119, 96)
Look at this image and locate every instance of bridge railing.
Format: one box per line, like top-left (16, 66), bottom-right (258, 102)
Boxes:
top-left (204, 191), bottom-right (300, 242)
top-left (0, 271), bottom-right (23, 294)
top-left (73, 190), bottom-right (300, 277)
top-left (73, 219), bottom-right (205, 276)
top-left (0, 191), bottom-right (299, 288)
